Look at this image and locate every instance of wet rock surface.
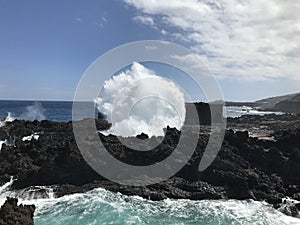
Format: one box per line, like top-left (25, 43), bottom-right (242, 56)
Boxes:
top-left (0, 114), bottom-right (300, 218)
top-left (0, 197), bottom-right (35, 225)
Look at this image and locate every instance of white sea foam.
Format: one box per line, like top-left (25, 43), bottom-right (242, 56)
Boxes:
top-left (0, 103), bottom-right (46, 128)
top-left (278, 197), bottom-right (300, 217)
top-left (0, 112), bottom-right (15, 127)
top-left (0, 177), bottom-right (14, 195)
top-left (22, 133), bottom-right (40, 142)
top-left (4, 112), bottom-right (15, 122)
top-left (0, 138), bottom-right (15, 151)
top-left (95, 62), bottom-right (186, 137)
top-left (0, 140), bottom-right (7, 151)
top-left (0, 180), bottom-right (299, 225)
top-left (225, 106), bottom-right (285, 118)
top-left (0, 178), bottom-right (55, 206)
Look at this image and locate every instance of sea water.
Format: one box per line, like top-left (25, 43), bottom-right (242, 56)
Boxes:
top-left (224, 106), bottom-right (284, 118)
top-left (0, 100), bottom-right (73, 122)
top-left (0, 101), bottom-right (285, 125)
top-left (0, 179), bottom-right (299, 225)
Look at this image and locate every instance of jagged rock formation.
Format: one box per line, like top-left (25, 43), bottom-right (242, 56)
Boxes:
top-left (0, 197), bottom-right (35, 225)
top-left (0, 113), bottom-right (300, 217)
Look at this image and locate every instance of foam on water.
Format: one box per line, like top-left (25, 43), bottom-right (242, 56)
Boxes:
top-left (0, 140), bottom-right (7, 151)
top-left (0, 180), bottom-right (299, 225)
top-left (22, 133), bottom-right (40, 142)
top-left (0, 112), bottom-right (15, 127)
top-left (0, 102), bottom-right (47, 129)
top-left (4, 112), bottom-right (15, 122)
top-left (225, 106), bottom-right (285, 118)
top-left (0, 138), bottom-right (15, 151)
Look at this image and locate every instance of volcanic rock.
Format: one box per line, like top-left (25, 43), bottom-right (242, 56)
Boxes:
top-left (0, 197), bottom-right (35, 225)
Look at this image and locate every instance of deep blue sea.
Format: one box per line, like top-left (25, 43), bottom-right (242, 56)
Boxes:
top-left (0, 100), bottom-right (298, 225)
top-left (0, 100), bottom-right (73, 122)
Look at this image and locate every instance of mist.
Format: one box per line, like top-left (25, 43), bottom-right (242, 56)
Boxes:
top-left (95, 62), bottom-right (186, 137)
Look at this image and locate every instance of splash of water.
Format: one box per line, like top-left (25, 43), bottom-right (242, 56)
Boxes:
top-left (0, 179), bottom-right (299, 225)
top-left (0, 103), bottom-right (46, 128)
top-left (0, 140), bottom-right (7, 151)
top-left (4, 112), bottom-right (15, 122)
top-left (95, 62), bottom-right (186, 137)
top-left (22, 133), bottom-right (40, 142)
top-left (0, 112), bottom-right (15, 127)
top-left (0, 138), bottom-right (15, 151)
top-left (19, 102), bottom-right (46, 121)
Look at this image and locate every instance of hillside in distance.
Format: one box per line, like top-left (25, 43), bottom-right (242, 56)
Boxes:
top-left (226, 92), bottom-right (300, 114)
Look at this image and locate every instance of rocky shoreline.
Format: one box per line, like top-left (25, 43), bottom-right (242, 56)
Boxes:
top-left (0, 113), bottom-right (300, 218)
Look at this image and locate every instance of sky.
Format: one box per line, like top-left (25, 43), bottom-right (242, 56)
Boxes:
top-left (0, 0), bottom-right (299, 102)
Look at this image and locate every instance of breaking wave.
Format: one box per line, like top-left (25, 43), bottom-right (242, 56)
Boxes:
top-left (95, 62), bottom-right (186, 137)
top-left (0, 102), bottom-right (46, 127)
top-left (0, 112), bottom-right (15, 127)
top-left (19, 102), bottom-right (46, 121)
top-left (0, 179), bottom-right (299, 225)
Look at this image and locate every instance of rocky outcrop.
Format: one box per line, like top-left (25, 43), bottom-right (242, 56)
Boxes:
top-left (0, 197), bottom-right (35, 225)
top-left (185, 102), bottom-right (211, 125)
top-left (273, 97), bottom-right (300, 114)
top-left (227, 92), bottom-right (300, 114)
top-left (0, 114), bottom-right (300, 218)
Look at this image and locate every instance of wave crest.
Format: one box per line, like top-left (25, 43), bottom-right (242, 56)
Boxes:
top-left (95, 62), bottom-right (186, 137)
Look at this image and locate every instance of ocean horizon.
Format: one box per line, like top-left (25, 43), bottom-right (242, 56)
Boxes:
top-left (0, 100), bottom-right (285, 124)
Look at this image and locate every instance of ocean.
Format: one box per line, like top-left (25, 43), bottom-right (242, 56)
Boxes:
top-left (0, 100), bottom-right (284, 123)
top-left (0, 178), bottom-right (299, 225)
top-left (0, 100), bottom-right (298, 225)
top-left (0, 100), bottom-right (73, 122)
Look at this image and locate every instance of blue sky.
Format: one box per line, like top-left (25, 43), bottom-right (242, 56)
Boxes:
top-left (0, 0), bottom-right (299, 101)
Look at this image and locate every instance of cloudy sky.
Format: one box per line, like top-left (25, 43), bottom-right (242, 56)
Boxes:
top-left (0, 0), bottom-right (299, 101)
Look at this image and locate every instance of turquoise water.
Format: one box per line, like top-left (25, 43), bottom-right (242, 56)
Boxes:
top-left (17, 188), bottom-right (300, 225)
top-left (0, 178), bottom-right (298, 225)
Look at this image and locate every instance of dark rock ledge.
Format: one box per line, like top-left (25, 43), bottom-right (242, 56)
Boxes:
top-left (0, 114), bottom-right (300, 218)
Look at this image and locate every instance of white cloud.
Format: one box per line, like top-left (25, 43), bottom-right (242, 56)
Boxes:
top-left (161, 29), bottom-right (167, 35)
top-left (171, 54), bottom-right (207, 69)
top-left (133, 15), bottom-right (156, 28)
top-left (125, 0), bottom-right (300, 81)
